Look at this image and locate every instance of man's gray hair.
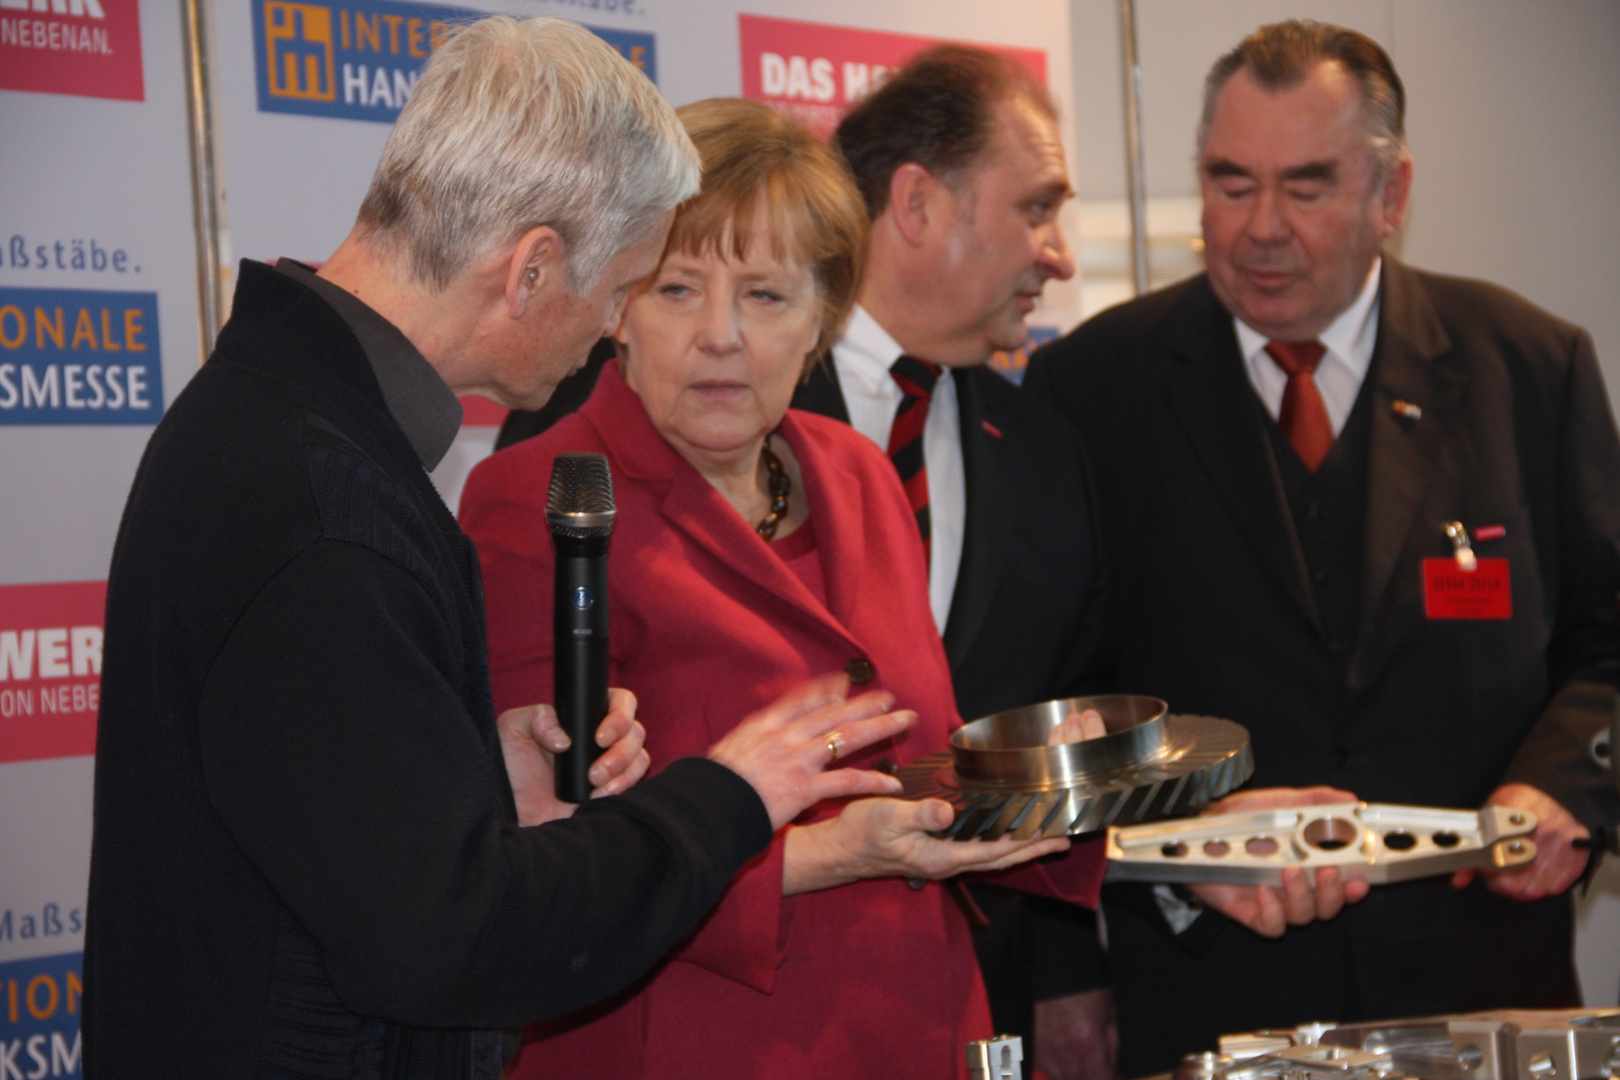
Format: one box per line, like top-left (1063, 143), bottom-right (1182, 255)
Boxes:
top-left (1198, 20), bottom-right (1408, 181)
top-left (357, 15), bottom-right (698, 293)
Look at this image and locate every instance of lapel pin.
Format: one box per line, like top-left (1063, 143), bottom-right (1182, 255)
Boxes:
top-left (1392, 400), bottom-right (1423, 420)
top-left (981, 419), bottom-right (1003, 440)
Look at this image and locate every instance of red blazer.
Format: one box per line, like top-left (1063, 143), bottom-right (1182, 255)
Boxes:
top-left (461, 361), bottom-right (1104, 1079)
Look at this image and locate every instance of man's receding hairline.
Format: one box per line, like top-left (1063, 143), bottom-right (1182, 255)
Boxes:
top-left (936, 88), bottom-right (1059, 190)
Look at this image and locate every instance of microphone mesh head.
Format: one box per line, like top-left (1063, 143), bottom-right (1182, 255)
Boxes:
top-left (546, 452), bottom-right (616, 538)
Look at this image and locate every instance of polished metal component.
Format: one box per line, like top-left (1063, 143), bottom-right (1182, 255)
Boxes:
top-left (1117, 0), bottom-right (1149, 295)
top-left (1446, 521), bottom-right (1478, 571)
top-left (967, 1035), bottom-right (1024, 1080)
top-left (181, 0), bottom-right (225, 359)
top-left (899, 695), bottom-right (1253, 839)
top-left (1176, 1053), bottom-right (1236, 1080)
top-left (1201, 1009), bottom-right (1620, 1080)
top-left (1105, 802), bottom-right (1537, 886)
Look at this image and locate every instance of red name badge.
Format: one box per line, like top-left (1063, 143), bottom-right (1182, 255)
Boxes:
top-left (1422, 558), bottom-right (1512, 619)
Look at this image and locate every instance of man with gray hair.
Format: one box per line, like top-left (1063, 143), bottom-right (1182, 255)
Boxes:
top-left (1028, 19), bottom-right (1620, 1073)
top-left (83, 16), bottom-right (908, 1077)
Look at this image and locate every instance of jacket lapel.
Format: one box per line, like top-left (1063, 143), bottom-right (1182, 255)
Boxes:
top-left (790, 357), bottom-right (852, 423)
top-left (1162, 281), bottom-right (1321, 629)
top-left (942, 368), bottom-right (1012, 670)
top-left (1351, 258), bottom-right (1465, 686)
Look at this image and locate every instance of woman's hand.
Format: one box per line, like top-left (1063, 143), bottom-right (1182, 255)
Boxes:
top-left (499, 688), bottom-right (650, 827)
top-left (783, 797), bottom-right (1073, 896)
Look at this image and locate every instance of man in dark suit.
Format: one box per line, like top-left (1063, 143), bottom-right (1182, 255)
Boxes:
top-left (789, 46), bottom-right (1116, 1075)
top-left (1026, 20), bottom-right (1620, 1075)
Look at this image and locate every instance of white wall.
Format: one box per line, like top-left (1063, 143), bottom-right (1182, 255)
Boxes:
top-left (1067, 0), bottom-right (1620, 1008)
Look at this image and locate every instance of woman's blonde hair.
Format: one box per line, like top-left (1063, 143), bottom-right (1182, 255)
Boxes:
top-left (665, 98), bottom-right (869, 366)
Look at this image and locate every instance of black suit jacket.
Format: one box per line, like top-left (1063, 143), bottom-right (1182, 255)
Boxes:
top-left (1026, 258), bottom-right (1620, 1074)
top-left (793, 359), bottom-right (1113, 723)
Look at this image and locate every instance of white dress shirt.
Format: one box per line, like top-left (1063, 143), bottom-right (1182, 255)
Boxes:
top-left (829, 305), bottom-right (965, 634)
top-left (1235, 258), bottom-right (1383, 436)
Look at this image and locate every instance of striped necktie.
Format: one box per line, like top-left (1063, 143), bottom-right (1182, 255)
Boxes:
top-left (887, 355), bottom-right (943, 563)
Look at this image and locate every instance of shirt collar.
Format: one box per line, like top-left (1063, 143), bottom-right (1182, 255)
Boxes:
top-left (275, 259), bottom-right (462, 471)
top-left (1233, 256), bottom-right (1382, 379)
top-left (833, 304), bottom-right (910, 395)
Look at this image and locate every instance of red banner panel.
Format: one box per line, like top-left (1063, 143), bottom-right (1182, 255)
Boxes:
top-left (0, 0), bottom-right (144, 102)
top-left (0, 580), bottom-right (105, 763)
top-left (738, 14), bottom-right (1045, 142)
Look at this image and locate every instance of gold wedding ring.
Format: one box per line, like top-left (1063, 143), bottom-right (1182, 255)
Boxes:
top-left (825, 730), bottom-right (846, 762)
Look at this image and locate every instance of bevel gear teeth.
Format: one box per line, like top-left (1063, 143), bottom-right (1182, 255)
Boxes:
top-left (899, 707), bottom-right (1253, 840)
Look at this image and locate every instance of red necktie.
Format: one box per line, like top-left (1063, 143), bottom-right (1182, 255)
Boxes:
top-left (887, 356), bottom-right (942, 564)
top-left (1265, 340), bottom-right (1333, 472)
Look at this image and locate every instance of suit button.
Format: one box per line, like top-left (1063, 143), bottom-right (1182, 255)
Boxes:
top-left (1306, 503), bottom-right (1323, 521)
top-left (874, 758), bottom-right (898, 776)
top-left (1327, 637), bottom-right (1346, 653)
top-left (846, 657), bottom-right (875, 685)
top-left (1313, 568), bottom-right (1331, 585)
top-left (1333, 747), bottom-right (1352, 769)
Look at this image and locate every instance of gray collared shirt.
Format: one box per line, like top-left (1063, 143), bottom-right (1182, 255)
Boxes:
top-left (276, 259), bottom-right (462, 471)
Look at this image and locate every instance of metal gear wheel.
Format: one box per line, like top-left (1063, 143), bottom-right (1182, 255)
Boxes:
top-left (899, 695), bottom-right (1253, 840)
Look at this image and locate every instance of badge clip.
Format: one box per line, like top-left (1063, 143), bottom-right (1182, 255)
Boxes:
top-left (1445, 521), bottom-right (1477, 571)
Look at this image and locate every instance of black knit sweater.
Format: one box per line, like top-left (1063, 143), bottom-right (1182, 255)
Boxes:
top-left (83, 261), bottom-right (771, 1078)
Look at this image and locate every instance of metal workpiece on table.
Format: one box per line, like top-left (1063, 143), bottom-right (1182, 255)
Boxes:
top-left (899, 695), bottom-right (1254, 840)
top-left (967, 1035), bottom-right (1024, 1080)
top-left (1104, 802), bottom-right (1538, 886)
top-left (1197, 1009), bottom-right (1620, 1080)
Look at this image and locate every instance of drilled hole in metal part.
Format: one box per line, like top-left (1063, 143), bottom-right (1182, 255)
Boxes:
top-left (1526, 1052), bottom-right (1556, 1078)
top-left (1455, 1045), bottom-right (1484, 1071)
top-left (1433, 831), bottom-right (1461, 848)
top-left (1245, 836), bottom-right (1279, 856)
top-left (1162, 842), bottom-right (1188, 858)
top-left (1302, 817), bottom-right (1357, 851)
top-left (1509, 812), bottom-right (1526, 826)
top-left (1383, 832), bottom-right (1417, 851)
top-left (1508, 840), bottom-right (1527, 854)
top-left (1203, 840), bottom-right (1230, 857)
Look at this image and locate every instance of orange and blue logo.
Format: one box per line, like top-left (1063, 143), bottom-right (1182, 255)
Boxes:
top-left (0, 288), bottom-right (162, 426)
top-left (253, 0), bottom-right (658, 123)
top-left (0, 952), bottom-right (82, 1072)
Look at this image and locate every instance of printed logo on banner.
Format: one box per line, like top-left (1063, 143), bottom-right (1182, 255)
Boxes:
top-left (0, 952), bottom-right (81, 1076)
top-left (0, 0), bottom-right (144, 102)
top-left (738, 14), bottom-right (1046, 142)
top-left (0, 287), bottom-right (161, 426)
top-left (252, 0), bottom-right (657, 123)
top-left (0, 582), bottom-right (104, 764)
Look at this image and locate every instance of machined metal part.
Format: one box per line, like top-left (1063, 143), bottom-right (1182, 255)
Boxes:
top-left (1105, 801), bottom-right (1537, 886)
top-left (1200, 1009), bottom-right (1620, 1080)
top-left (899, 695), bottom-right (1253, 840)
top-left (967, 1035), bottom-right (1024, 1080)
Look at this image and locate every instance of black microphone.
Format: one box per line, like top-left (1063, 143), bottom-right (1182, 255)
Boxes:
top-left (546, 452), bottom-right (615, 803)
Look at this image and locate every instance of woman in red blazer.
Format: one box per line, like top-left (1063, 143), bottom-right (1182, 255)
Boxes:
top-left (460, 99), bottom-right (1106, 1080)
